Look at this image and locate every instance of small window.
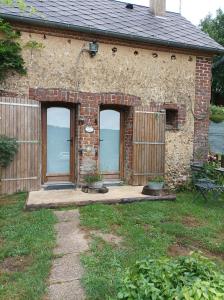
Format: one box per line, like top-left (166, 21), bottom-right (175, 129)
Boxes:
top-left (166, 109), bottom-right (178, 130)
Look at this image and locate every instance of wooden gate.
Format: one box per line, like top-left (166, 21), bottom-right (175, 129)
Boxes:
top-left (0, 97), bottom-right (41, 194)
top-left (132, 108), bottom-right (166, 186)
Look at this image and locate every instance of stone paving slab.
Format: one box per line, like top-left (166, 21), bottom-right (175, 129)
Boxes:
top-left (48, 210), bottom-right (88, 300)
top-left (26, 186), bottom-right (176, 210)
top-left (48, 280), bottom-right (85, 300)
top-left (54, 229), bottom-right (89, 255)
top-left (49, 253), bottom-right (83, 284)
top-left (54, 210), bottom-right (80, 222)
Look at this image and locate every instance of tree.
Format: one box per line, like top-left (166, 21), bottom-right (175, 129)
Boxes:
top-left (200, 9), bottom-right (224, 103)
top-left (0, 0), bottom-right (30, 11)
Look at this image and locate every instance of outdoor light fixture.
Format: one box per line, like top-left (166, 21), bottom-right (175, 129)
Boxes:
top-left (78, 116), bottom-right (85, 125)
top-left (89, 41), bottom-right (99, 57)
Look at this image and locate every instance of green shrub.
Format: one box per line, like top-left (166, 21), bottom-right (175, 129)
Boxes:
top-left (0, 19), bottom-right (26, 82)
top-left (84, 172), bottom-right (102, 185)
top-left (149, 176), bottom-right (164, 183)
top-left (210, 105), bottom-right (224, 123)
top-left (0, 135), bottom-right (18, 168)
top-left (194, 162), bottom-right (224, 185)
top-left (117, 253), bottom-right (224, 300)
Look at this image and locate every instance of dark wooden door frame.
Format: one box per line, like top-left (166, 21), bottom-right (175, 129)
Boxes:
top-left (99, 105), bottom-right (125, 180)
top-left (41, 103), bottom-right (76, 184)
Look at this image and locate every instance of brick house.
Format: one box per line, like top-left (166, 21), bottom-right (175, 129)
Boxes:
top-left (0, 0), bottom-right (223, 194)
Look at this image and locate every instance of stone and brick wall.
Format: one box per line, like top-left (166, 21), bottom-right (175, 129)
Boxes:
top-left (194, 57), bottom-right (212, 161)
top-left (30, 88), bottom-right (141, 182)
top-left (142, 102), bottom-right (187, 129)
top-left (0, 24), bottom-right (214, 188)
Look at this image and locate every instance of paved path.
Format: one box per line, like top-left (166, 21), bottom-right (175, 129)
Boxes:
top-left (48, 210), bottom-right (89, 300)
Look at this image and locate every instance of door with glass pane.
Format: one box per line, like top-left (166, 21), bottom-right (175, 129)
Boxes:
top-left (100, 109), bottom-right (123, 179)
top-left (42, 105), bottom-right (75, 183)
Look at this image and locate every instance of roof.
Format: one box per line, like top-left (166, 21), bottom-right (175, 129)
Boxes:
top-left (0, 0), bottom-right (224, 53)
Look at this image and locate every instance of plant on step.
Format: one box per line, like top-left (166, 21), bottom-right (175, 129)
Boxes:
top-left (117, 252), bottom-right (224, 300)
top-left (0, 135), bottom-right (18, 195)
top-left (0, 18), bottom-right (26, 82)
top-left (149, 176), bottom-right (164, 183)
top-left (84, 172), bottom-right (102, 185)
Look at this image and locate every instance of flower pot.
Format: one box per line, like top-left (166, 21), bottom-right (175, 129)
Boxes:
top-left (90, 181), bottom-right (104, 189)
top-left (148, 182), bottom-right (164, 190)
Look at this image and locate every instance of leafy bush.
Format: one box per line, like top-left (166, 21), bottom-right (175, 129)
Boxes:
top-left (117, 253), bottom-right (224, 300)
top-left (84, 172), bottom-right (102, 185)
top-left (0, 135), bottom-right (18, 168)
top-left (210, 105), bottom-right (224, 123)
top-left (149, 176), bottom-right (164, 183)
top-left (0, 19), bottom-right (26, 82)
top-left (193, 161), bottom-right (224, 185)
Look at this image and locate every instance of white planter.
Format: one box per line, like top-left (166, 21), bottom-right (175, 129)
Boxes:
top-left (148, 182), bottom-right (164, 190)
top-left (90, 181), bottom-right (104, 189)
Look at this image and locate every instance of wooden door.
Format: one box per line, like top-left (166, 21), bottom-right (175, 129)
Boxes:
top-left (132, 108), bottom-right (166, 186)
top-left (0, 96), bottom-right (41, 194)
top-left (42, 105), bottom-right (75, 183)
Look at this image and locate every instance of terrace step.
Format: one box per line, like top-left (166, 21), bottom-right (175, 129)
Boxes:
top-left (103, 180), bottom-right (124, 186)
top-left (43, 182), bottom-right (76, 191)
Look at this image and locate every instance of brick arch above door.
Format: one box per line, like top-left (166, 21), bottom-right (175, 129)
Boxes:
top-left (29, 88), bottom-right (141, 107)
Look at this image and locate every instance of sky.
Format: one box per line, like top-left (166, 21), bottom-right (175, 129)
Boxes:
top-left (128, 0), bottom-right (224, 25)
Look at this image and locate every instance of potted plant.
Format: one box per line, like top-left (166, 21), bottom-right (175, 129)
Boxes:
top-left (84, 172), bottom-right (104, 189)
top-left (148, 176), bottom-right (165, 190)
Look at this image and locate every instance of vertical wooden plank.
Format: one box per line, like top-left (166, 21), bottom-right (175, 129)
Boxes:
top-left (132, 108), bottom-right (165, 186)
top-left (0, 96), bottom-right (41, 194)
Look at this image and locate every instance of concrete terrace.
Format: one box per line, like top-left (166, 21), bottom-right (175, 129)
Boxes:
top-left (26, 186), bottom-right (176, 210)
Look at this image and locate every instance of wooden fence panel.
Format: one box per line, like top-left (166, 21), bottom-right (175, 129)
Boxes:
top-left (132, 108), bottom-right (166, 186)
top-left (0, 97), bottom-right (41, 194)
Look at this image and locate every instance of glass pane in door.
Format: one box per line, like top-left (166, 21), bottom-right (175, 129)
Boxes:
top-left (100, 110), bottom-right (120, 173)
top-left (47, 107), bottom-right (70, 174)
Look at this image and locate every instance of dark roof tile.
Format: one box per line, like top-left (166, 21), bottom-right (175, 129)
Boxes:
top-left (0, 0), bottom-right (223, 53)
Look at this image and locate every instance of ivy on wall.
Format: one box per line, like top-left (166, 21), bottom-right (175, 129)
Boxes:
top-left (0, 18), bottom-right (26, 82)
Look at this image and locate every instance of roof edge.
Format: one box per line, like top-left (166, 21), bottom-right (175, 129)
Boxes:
top-left (1, 13), bottom-right (224, 55)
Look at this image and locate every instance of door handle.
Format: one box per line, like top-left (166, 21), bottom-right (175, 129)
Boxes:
top-left (100, 139), bottom-right (104, 142)
top-left (67, 139), bottom-right (73, 142)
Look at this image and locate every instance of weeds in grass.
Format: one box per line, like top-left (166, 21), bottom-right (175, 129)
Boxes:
top-left (80, 192), bottom-right (224, 299)
top-left (0, 193), bottom-right (56, 300)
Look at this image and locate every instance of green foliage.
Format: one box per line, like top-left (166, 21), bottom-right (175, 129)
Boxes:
top-left (80, 193), bottom-right (224, 299)
top-left (0, 135), bottom-right (18, 168)
top-left (117, 253), bottom-right (224, 300)
top-left (0, 18), bottom-right (20, 39)
top-left (84, 172), bottom-right (102, 184)
top-left (194, 161), bottom-right (224, 185)
top-left (24, 40), bottom-right (45, 50)
top-left (0, 19), bottom-right (26, 81)
top-left (200, 10), bottom-right (224, 101)
top-left (210, 105), bottom-right (224, 123)
top-left (149, 176), bottom-right (164, 183)
top-left (0, 0), bottom-right (36, 13)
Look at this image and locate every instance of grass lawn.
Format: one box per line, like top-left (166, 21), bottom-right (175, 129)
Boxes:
top-left (0, 193), bottom-right (56, 300)
top-left (80, 192), bottom-right (224, 300)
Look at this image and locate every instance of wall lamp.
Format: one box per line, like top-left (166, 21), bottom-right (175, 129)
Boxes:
top-left (89, 41), bottom-right (99, 57)
top-left (78, 116), bottom-right (85, 125)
